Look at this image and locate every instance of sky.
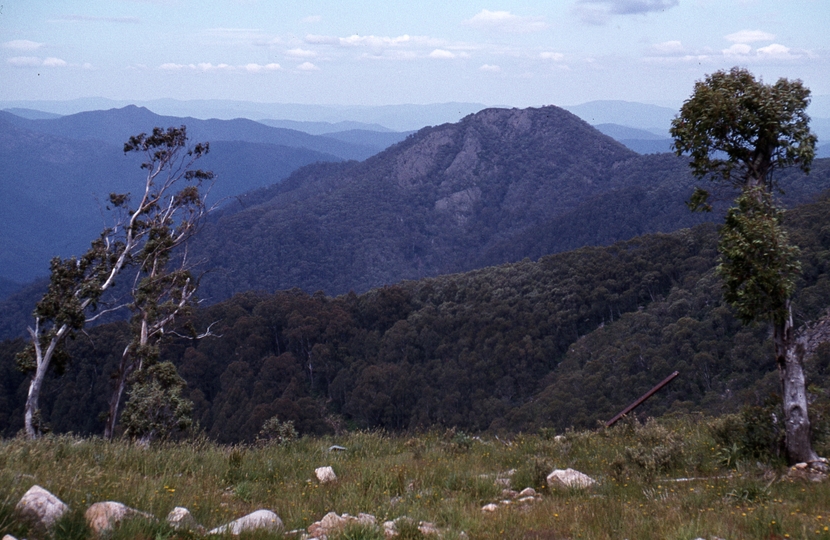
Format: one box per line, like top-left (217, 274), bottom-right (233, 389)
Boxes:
top-left (1, 0), bottom-right (828, 109)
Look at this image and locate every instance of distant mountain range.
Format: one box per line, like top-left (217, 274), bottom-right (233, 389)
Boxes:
top-left (2, 100), bottom-right (829, 308)
top-left (0, 108), bottom-right (364, 284)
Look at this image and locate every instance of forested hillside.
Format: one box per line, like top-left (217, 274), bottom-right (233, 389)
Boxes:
top-left (3, 194), bottom-right (830, 441)
top-left (192, 106), bottom-right (830, 302)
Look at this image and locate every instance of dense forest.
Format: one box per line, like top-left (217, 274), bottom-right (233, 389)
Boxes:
top-left (3, 193), bottom-right (830, 442)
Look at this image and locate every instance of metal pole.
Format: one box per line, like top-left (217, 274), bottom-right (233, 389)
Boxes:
top-left (605, 370), bottom-right (679, 427)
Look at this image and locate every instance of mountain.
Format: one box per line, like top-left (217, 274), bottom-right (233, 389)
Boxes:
top-left (593, 123), bottom-right (674, 155)
top-left (562, 100), bottom-right (677, 133)
top-left (257, 119), bottom-right (394, 134)
top-left (191, 105), bottom-right (830, 303)
top-left (0, 106), bottom-right (379, 162)
top-left (0, 98), bottom-right (488, 131)
top-left (319, 129), bottom-right (415, 154)
top-left (3, 108), bottom-right (62, 120)
top-left (0, 111), bottom-right (344, 284)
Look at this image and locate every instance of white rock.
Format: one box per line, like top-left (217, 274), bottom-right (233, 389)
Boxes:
top-left (3, 535), bottom-right (19, 540)
top-left (85, 501), bottom-right (154, 534)
top-left (167, 506), bottom-right (203, 531)
top-left (208, 509), bottom-right (283, 535)
top-left (518, 487), bottom-right (537, 498)
top-left (14, 485), bottom-right (69, 530)
top-left (315, 466), bottom-right (338, 483)
top-left (546, 468), bottom-right (596, 489)
top-left (418, 521), bottom-right (440, 536)
top-left (481, 503), bottom-right (499, 512)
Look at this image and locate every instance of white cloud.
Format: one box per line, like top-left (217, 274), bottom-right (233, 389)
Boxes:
top-left (479, 64), bottom-right (501, 72)
top-left (7, 56), bottom-right (67, 67)
top-left (725, 29), bottom-right (775, 43)
top-left (574, 0), bottom-right (678, 25)
top-left (286, 48), bottom-right (317, 58)
top-left (7, 56), bottom-right (42, 67)
top-left (302, 15), bottom-right (322, 23)
top-left (756, 43), bottom-right (798, 60)
top-left (297, 61), bottom-right (319, 71)
top-left (42, 57), bottom-right (67, 67)
top-left (304, 34), bottom-right (340, 45)
top-left (429, 49), bottom-right (456, 59)
top-left (539, 51), bottom-right (565, 61)
top-left (3, 40), bottom-right (44, 51)
top-left (245, 63), bottom-right (281, 72)
top-left (53, 15), bottom-right (140, 23)
top-left (340, 34), bottom-right (412, 47)
top-left (723, 43), bottom-right (752, 56)
top-left (160, 62), bottom-right (280, 72)
top-left (647, 40), bottom-right (685, 56)
top-left (195, 62), bottom-right (232, 71)
top-left (463, 9), bottom-right (548, 33)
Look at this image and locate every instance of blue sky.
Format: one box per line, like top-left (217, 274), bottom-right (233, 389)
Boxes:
top-left (1, 0), bottom-right (828, 108)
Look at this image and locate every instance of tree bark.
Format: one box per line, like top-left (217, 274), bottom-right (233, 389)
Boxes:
top-left (24, 362), bottom-right (48, 438)
top-left (774, 301), bottom-right (819, 465)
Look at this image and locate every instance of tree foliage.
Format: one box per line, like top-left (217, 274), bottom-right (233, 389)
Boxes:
top-left (671, 67), bottom-right (816, 203)
top-left (717, 188), bottom-right (801, 324)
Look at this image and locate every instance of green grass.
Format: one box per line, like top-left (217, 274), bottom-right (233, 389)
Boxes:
top-left (1, 416), bottom-right (829, 539)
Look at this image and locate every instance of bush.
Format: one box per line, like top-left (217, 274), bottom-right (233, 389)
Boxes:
top-left (257, 416), bottom-right (299, 446)
top-left (710, 400), bottom-right (784, 466)
top-left (615, 418), bottom-right (684, 480)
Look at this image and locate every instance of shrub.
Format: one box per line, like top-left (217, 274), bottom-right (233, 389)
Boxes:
top-left (257, 417), bottom-right (299, 446)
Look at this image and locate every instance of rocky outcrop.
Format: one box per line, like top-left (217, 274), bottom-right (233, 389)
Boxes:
top-left (13, 485), bottom-right (68, 531)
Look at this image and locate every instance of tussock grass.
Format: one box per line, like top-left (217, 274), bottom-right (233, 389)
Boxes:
top-left (1, 416), bottom-right (829, 539)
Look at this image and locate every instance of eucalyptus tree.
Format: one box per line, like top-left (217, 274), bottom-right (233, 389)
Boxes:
top-left (17, 126), bottom-right (213, 439)
top-left (671, 67), bottom-right (820, 464)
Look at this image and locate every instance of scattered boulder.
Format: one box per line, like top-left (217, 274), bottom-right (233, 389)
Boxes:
top-left (307, 512), bottom-right (376, 538)
top-left (518, 487), bottom-right (537, 498)
top-left (786, 462), bottom-right (829, 483)
top-left (547, 468), bottom-right (596, 489)
top-left (166, 506), bottom-right (204, 532)
top-left (481, 503), bottom-right (499, 513)
top-left (85, 502), bottom-right (154, 534)
top-left (3, 535), bottom-right (19, 540)
top-left (418, 521), bottom-right (440, 536)
top-left (315, 466), bottom-right (338, 484)
top-left (14, 485), bottom-right (69, 531)
top-left (208, 509), bottom-right (283, 535)
top-left (380, 517), bottom-right (439, 538)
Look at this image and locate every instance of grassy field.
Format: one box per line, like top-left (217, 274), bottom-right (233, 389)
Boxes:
top-left (1, 415), bottom-right (829, 539)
